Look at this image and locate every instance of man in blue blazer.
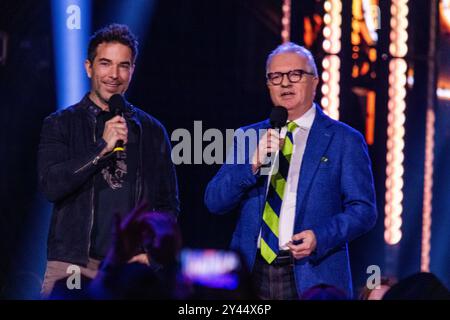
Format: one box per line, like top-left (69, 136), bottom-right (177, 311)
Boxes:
top-left (204, 42), bottom-right (377, 299)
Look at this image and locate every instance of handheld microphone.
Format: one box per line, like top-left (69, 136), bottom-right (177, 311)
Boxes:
top-left (267, 106), bottom-right (288, 158)
top-left (108, 94), bottom-right (126, 155)
top-left (260, 106), bottom-right (288, 170)
top-left (269, 106), bottom-right (288, 130)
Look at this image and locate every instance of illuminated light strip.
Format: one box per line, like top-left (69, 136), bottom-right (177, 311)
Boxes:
top-left (365, 90), bottom-right (376, 145)
top-left (51, 0), bottom-right (91, 109)
top-left (385, 0), bottom-right (409, 245)
top-left (281, 0), bottom-right (291, 43)
top-left (421, 0), bottom-right (437, 272)
top-left (321, 0), bottom-right (342, 120)
top-left (421, 109), bottom-right (435, 271)
top-left (362, 0), bottom-right (379, 42)
top-left (436, 87), bottom-right (450, 100)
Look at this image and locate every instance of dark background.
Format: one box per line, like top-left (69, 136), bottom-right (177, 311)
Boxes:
top-left (0, 0), bottom-right (448, 299)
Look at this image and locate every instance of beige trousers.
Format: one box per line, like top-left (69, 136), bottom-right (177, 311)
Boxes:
top-left (40, 258), bottom-right (100, 299)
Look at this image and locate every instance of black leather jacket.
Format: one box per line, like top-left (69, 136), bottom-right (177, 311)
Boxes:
top-left (38, 95), bottom-right (179, 266)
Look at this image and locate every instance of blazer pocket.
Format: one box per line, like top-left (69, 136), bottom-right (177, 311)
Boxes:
top-left (318, 161), bottom-right (332, 170)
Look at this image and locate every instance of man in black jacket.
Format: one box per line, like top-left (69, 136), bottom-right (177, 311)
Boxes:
top-left (37, 24), bottom-right (179, 297)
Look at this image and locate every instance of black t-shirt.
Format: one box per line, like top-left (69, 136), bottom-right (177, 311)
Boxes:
top-left (90, 110), bottom-right (139, 259)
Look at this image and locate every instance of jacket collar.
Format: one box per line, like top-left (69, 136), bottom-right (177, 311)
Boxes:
top-left (293, 103), bottom-right (335, 225)
top-left (80, 93), bottom-right (138, 123)
top-left (262, 103), bottom-right (333, 129)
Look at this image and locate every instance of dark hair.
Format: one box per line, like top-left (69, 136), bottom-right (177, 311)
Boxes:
top-left (301, 284), bottom-right (348, 300)
top-left (382, 272), bottom-right (450, 300)
top-left (359, 276), bottom-right (396, 300)
top-left (87, 24), bottom-right (138, 63)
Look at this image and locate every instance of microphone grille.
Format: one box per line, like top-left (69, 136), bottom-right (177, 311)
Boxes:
top-left (269, 106), bottom-right (288, 129)
top-left (108, 94), bottom-right (126, 115)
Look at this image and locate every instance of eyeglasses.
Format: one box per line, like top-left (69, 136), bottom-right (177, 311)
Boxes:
top-left (266, 69), bottom-right (315, 85)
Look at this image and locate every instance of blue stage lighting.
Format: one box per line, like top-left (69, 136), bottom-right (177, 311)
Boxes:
top-left (104, 0), bottom-right (156, 43)
top-left (51, 0), bottom-right (91, 110)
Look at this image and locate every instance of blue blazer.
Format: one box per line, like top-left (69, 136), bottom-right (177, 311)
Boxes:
top-left (204, 105), bottom-right (377, 297)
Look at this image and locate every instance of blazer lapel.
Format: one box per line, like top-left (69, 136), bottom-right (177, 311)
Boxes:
top-left (295, 106), bottom-right (334, 223)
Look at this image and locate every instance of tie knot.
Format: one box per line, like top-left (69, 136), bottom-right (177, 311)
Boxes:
top-left (287, 121), bottom-right (298, 133)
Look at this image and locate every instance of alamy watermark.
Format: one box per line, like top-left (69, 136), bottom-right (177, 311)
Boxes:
top-left (66, 265), bottom-right (81, 290)
top-left (366, 265), bottom-right (381, 290)
top-left (170, 121), bottom-right (278, 175)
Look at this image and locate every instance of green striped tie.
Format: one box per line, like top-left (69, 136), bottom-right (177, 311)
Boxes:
top-left (260, 121), bottom-right (298, 263)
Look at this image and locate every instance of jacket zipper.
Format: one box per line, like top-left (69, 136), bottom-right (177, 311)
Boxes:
top-left (135, 120), bottom-right (143, 205)
top-left (87, 117), bottom-right (97, 259)
top-left (73, 155), bottom-right (101, 174)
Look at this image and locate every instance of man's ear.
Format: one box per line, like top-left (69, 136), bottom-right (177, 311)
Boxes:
top-left (130, 63), bottom-right (136, 77)
top-left (84, 59), bottom-right (92, 78)
top-left (312, 77), bottom-right (319, 93)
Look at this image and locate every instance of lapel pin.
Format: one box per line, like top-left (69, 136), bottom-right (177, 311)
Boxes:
top-left (321, 156), bottom-right (329, 163)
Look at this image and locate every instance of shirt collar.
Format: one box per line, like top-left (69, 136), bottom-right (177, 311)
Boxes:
top-left (80, 93), bottom-right (105, 118)
top-left (289, 103), bottom-right (316, 130)
top-left (82, 93), bottom-right (136, 119)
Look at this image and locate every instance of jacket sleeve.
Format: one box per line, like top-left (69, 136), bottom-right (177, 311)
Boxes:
top-left (153, 124), bottom-right (180, 216)
top-left (37, 114), bottom-right (107, 203)
top-left (204, 163), bottom-right (259, 215)
top-left (204, 133), bottom-right (261, 215)
top-left (310, 131), bottom-right (377, 261)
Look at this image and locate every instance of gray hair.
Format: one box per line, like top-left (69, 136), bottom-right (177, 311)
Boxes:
top-left (266, 42), bottom-right (318, 77)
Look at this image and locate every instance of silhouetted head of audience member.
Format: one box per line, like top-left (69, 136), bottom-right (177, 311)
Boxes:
top-left (140, 211), bottom-right (182, 267)
top-left (88, 203), bottom-right (182, 299)
top-left (359, 276), bottom-right (396, 300)
top-left (382, 272), bottom-right (450, 300)
top-left (48, 274), bottom-right (93, 300)
top-left (90, 261), bottom-right (173, 300)
top-left (301, 284), bottom-right (348, 300)
top-left (102, 202), bottom-right (181, 267)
